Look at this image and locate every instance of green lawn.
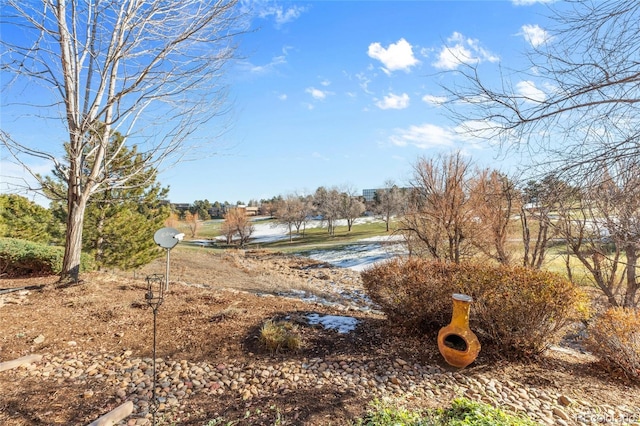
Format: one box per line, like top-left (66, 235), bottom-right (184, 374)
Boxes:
top-left (186, 218), bottom-right (397, 253)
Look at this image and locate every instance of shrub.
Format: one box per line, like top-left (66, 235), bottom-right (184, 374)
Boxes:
top-left (361, 258), bottom-right (461, 332)
top-left (258, 319), bottom-right (301, 353)
top-left (585, 307), bottom-right (640, 381)
top-left (0, 237), bottom-right (95, 276)
top-left (355, 399), bottom-right (426, 425)
top-left (362, 258), bottom-right (584, 358)
top-left (355, 398), bottom-right (537, 425)
top-left (435, 398), bottom-right (538, 425)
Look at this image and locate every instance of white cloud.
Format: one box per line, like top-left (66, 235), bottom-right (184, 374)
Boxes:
top-left (257, 3), bottom-right (307, 27)
top-left (306, 87), bottom-right (329, 100)
top-left (277, 93), bottom-right (287, 101)
top-left (389, 120), bottom-right (500, 149)
top-left (242, 46), bottom-right (290, 74)
top-left (355, 72), bottom-right (373, 94)
top-left (376, 93), bottom-right (410, 110)
top-left (320, 79), bottom-right (331, 87)
top-left (516, 80), bottom-right (546, 102)
top-left (520, 24), bottom-right (550, 48)
top-left (389, 123), bottom-right (455, 148)
top-left (433, 32), bottom-right (498, 70)
top-left (422, 94), bottom-right (447, 106)
top-left (367, 38), bottom-right (419, 73)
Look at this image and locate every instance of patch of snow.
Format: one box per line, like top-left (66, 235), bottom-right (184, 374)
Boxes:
top-left (248, 218), bottom-right (389, 245)
top-left (214, 218), bottom-right (408, 269)
top-left (303, 241), bottom-right (407, 271)
top-left (306, 313), bottom-right (359, 333)
top-left (250, 223), bottom-right (297, 243)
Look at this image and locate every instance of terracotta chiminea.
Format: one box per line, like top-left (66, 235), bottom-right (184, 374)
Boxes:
top-left (437, 293), bottom-right (481, 368)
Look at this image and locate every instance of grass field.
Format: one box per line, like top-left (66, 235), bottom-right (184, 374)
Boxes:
top-left (178, 217), bottom-right (395, 252)
top-left (171, 215), bottom-right (626, 291)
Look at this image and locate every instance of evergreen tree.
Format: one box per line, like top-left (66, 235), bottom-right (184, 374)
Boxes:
top-left (190, 200), bottom-right (212, 221)
top-left (0, 194), bottom-right (57, 243)
top-left (44, 131), bottom-right (169, 270)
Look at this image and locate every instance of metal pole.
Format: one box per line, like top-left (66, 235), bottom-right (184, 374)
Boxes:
top-left (151, 307), bottom-right (158, 426)
top-left (165, 248), bottom-right (170, 292)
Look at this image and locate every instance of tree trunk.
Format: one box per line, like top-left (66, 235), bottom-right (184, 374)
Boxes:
top-left (62, 192), bottom-right (88, 282)
top-left (520, 207), bottom-right (530, 267)
top-left (624, 244), bottom-right (638, 308)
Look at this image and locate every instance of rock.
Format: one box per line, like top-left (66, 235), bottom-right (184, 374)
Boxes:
top-left (33, 335), bottom-right (45, 344)
top-left (558, 395), bottom-right (574, 407)
top-left (553, 407), bottom-right (571, 421)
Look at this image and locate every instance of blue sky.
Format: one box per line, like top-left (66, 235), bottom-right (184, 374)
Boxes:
top-left (1, 0), bottom-right (555, 206)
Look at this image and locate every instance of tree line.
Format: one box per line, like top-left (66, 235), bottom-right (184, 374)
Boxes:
top-left (2, 147), bottom-right (638, 308)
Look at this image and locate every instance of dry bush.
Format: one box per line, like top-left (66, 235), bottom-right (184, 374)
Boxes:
top-left (361, 258), bottom-right (461, 332)
top-left (259, 319), bottom-right (302, 353)
top-left (586, 307), bottom-right (640, 381)
top-left (362, 258), bottom-right (585, 358)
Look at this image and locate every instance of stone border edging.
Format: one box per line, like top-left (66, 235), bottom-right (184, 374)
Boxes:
top-left (0, 354), bottom-right (42, 372)
top-left (87, 401), bottom-right (134, 426)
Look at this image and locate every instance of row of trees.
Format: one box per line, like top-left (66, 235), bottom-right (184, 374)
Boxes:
top-left (3, 147), bottom-right (637, 308)
top-left (434, 0), bottom-right (640, 309)
top-left (269, 186), bottom-right (380, 240)
top-left (399, 152), bottom-right (638, 308)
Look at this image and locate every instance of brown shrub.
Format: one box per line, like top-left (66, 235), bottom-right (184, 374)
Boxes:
top-left (361, 258), bottom-right (584, 358)
top-left (586, 307), bottom-right (640, 381)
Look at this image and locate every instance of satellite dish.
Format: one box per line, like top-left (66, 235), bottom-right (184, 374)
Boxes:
top-left (154, 227), bottom-right (181, 249)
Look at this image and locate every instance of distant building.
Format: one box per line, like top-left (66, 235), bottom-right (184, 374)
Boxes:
top-left (227, 205), bottom-right (260, 217)
top-left (362, 188), bottom-right (378, 202)
top-left (170, 203), bottom-right (191, 212)
top-left (362, 187), bottom-right (413, 204)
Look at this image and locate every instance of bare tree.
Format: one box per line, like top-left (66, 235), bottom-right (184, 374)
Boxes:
top-left (373, 180), bottom-right (408, 232)
top-left (1, 1), bottom-right (245, 281)
top-left (274, 194), bottom-right (311, 242)
top-left (223, 207), bottom-right (253, 247)
top-left (468, 169), bottom-right (519, 265)
top-left (444, 1), bottom-right (640, 182)
top-left (313, 186), bottom-right (342, 236)
top-left (519, 176), bottom-right (569, 269)
top-left (338, 186), bottom-right (365, 232)
top-left (557, 161), bottom-right (640, 308)
top-left (220, 220), bottom-right (235, 245)
top-left (165, 212), bottom-right (180, 229)
top-left (399, 152), bottom-right (476, 263)
top-left (594, 163), bottom-right (640, 307)
top-left (185, 211), bottom-right (200, 238)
